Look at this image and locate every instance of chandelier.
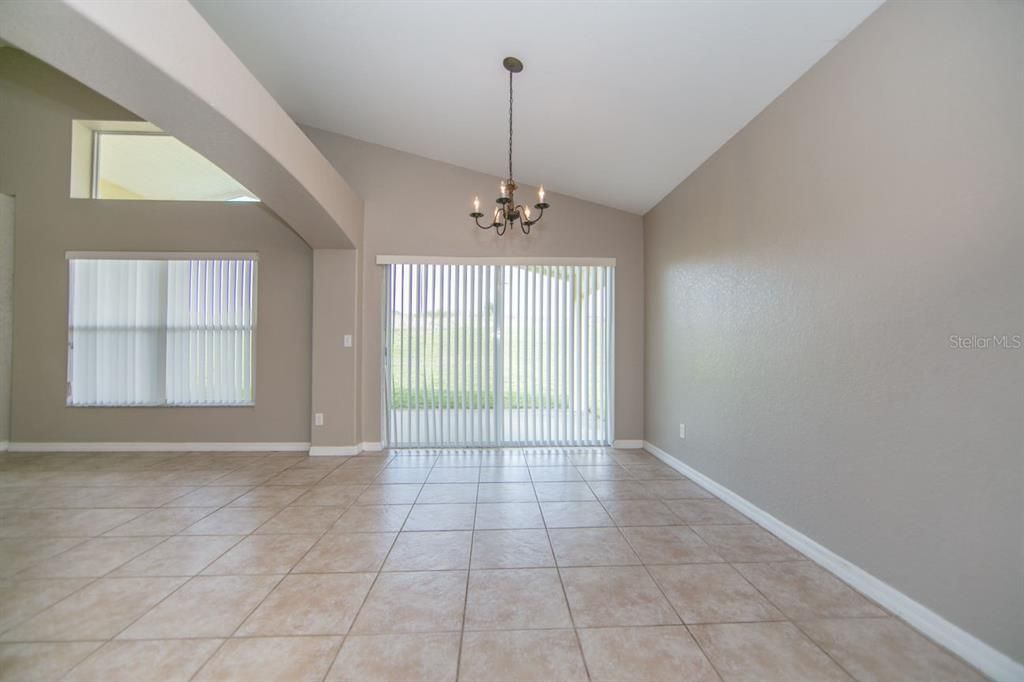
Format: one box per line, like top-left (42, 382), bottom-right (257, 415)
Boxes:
top-left (470, 57), bottom-right (550, 236)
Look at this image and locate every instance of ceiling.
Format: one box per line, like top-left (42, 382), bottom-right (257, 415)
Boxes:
top-left (191, 0), bottom-right (882, 215)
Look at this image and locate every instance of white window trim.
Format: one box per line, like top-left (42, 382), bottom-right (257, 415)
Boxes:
top-left (376, 255), bottom-right (616, 267)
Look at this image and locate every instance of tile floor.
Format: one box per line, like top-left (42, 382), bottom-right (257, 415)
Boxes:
top-left (0, 448), bottom-right (986, 681)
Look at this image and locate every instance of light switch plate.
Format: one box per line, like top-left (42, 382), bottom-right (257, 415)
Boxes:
top-left (343, 335), bottom-right (353, 347)
top-left (314, 413), bottom-right (324, 426)
top-left (679, 423), bottom-right (686, 439)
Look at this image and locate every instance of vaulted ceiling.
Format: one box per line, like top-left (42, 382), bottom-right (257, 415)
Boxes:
top-left (192, 0), bottom-right (882, 215)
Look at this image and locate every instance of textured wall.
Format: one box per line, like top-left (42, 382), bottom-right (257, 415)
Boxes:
top-left (644, 0), bottom-right (1022, 661)
top-left (0, 50), bottom-right (313, 444)
top-left (0, 194), bottom-right (13, 443)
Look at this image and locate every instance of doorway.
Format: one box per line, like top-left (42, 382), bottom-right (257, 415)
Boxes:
top-left (382, 261), bottom-right (614, 447)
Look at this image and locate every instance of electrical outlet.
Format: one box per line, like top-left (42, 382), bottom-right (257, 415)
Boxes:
top-left (679, 423), bottom-right (686, 439)
top-left (343, 335), bottom-right (353, 348)
top-left (314, 413), bottom-right (324, 426)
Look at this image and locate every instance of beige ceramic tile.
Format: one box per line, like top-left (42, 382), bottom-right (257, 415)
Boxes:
top-left (602, 499), bottom-right (681, 525)
top-left (24, 537), bottom-right (166, 578)
top-left (577, 626), bottom-right (720, 682)
top-left (164, 486), bottom-right (251, 507)
top-left (403, 503), bottom-right (476, 531)
top-left (238, 572), bottom-right (375, 636)
top-left (1, 577), bottom-right (186, 641)
top-left (180, 508), bottom-right (278, 535)
top-left (113, 535), bottom-right (241, 576)
top-left (382, 531), bottom-right (472, 571)
top-left (255, 505), bottom-right (345, 534)
top-left (102, 508), bottom-right (216, 536)
top-left (620, 525), bottom-right (724, 564)
top-left (0, 509), bottom-right (146, 538)
top-left (425, 468), bottom-right (480, 484)
top-left (576, 465), bottom-right (635, 481)
top-left (0, 538), bottom-right (84, 577)
top-left (331, 505), bottom-right (411, 533)
top-left (648, 563), bottom-right (784, 624)
top-left (415, 483), bottom-right (478, 504)
top-left (624, 464), bottom-right (686, 480)
top-left (119, 575), bottom-right (280, 639)
top-left (294, 533), bottom-right (397, 573)
top-left (458, 629), bottom-right (588, 682)
top-left (690, 524), bottom-right (802, 562)
top-left (690, 622), bottom-right (852, 681)
top-left (473, 502), bottom-right (545, 529)
top-left (375, 468), bottom-right (433, 484)
top-left (666, 499), bottom-right (750, 524)
top-left (326, 632), bottom-right (460, 682)
top-left (470, 529), bottom-right (554, 569)
top-left (63, 639), bottom-right (223, 682)
top-left (193, 636), bottom-right (342, 682)
top-left (734, 561), bottom-right (886, 620)
top-left (528, 467), bottom-right (584, 482)
top-left (797, 617), bottom-right (986, 682)
top-left (532, 482), bottom-right (596, 501)
top-left (560, 566), bottom-right (680, 627)
top-left (478, 467), bottom-right (532, 483)
top-left (644, 480), bottom-right (714, 499)
top-left (476, 482), bottom-right (536, 502)
top-left (355, 485), bottom-right (422, 505)
top-left (540, 501), bottom-right (614, 528)
top-left (290, 485), bottom-right (365, 507)
top-left (548, 527), bottom-right (641, 566)
top-left (0, 578), bottom-right (92, 634)
top-left (350, 571), bottom-right (466, 634)
top-left (465, 568), bottom-right (572, 630)
top-left (265, 468), bottom-right (332, 486)
top-left (202, 534), bottom-right (319, 575)
top-left (587, 480), bottom-right (662, 501)
top-left (0, 642), bottom-right (103, 682)
top-left (227, 485), bottom-right (308, 509)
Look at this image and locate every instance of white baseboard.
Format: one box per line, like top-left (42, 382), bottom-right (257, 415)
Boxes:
top-left (0, 441), bottom-right (8, 453)
top-left (6, 442), bottom-right (311, 453)
top-left (642, 441), bottom-right (1022, 682)
top-left (309, 442), bottom-right (386, 457)
top-left (612, 439), bottom-right (644, 449)
top-left (308, 445), bottom-right (360, 457)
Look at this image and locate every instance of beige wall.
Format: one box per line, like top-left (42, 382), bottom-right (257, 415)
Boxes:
top-left (0, 49), bottom-right (313, 444)
top-left (311, 249), bottom-right (361, 448)
top-left (306, 129), bottom-right (645, 445)
top-left (644, 0), bottom-right (1022, 662)
top-left (0, 194), bottom-right (13, 443)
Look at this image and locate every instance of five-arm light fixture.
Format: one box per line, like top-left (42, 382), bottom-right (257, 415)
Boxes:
top-left (471, 57), bottom-right (550, 236)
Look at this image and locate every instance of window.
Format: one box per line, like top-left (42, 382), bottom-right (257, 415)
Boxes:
top-left (67, 254), bottom-right (257, 406)
top-left (382, 261), bottom-right (615, 446)
top-left (70, 121), bottom-right (259, 202)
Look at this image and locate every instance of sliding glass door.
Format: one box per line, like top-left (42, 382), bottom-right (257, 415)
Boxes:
top-left (383, 262), bottom-right (614, 447)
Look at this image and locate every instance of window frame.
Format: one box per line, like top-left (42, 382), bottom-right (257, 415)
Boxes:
top-left (65, 251), bottom-right (260, 408)
top-left (88, 129), bottom-right (259, 202)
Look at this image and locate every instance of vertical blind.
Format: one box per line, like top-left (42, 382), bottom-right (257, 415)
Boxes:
top-left (67, 256), bottom-right (256, 406)
top-left (383, 263), bottom-right (614, 446)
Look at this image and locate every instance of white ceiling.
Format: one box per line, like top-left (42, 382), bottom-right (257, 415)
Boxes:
top-left (191, 0), bottom-right (882, 215)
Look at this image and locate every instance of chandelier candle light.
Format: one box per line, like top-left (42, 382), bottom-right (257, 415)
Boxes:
top-left (471, 57), bottom-right (550, 236)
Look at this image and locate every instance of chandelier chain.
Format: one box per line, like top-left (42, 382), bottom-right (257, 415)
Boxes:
top-left (508, 69), bottom-right (514, 182)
